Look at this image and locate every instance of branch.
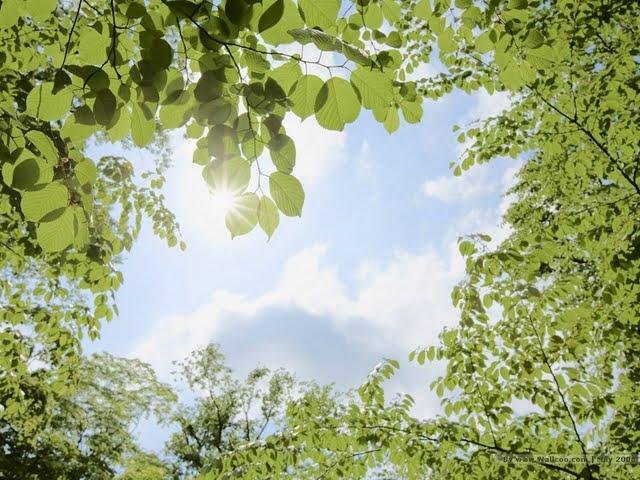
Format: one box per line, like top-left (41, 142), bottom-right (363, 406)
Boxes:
top-left (458, 437), bottom-right (581, 478)
top-left (162, 0), bottom-right (351, 71)
top-left (59, 0), bottom-right (83, 72)
top-left (527, 314), bottom-right (593, 480)
top-left (315, 447), bottom-right (382, 480)
top-left (109, 0), bottom-right (121, 79)
top-left (317, 423), bottom-right (582, 478)
top-left (533, 89), bottom-right (640, 197)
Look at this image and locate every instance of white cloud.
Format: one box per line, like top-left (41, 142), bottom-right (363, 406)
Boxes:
top-left (421, 89), bottom-right (515, 204)
top-left (283, 116), bottom-right (346, 187)
top-left (356, 141), bottom-right (373, 178)
top-left (422, 164), bottom-right (497, 202)
top-left (466, 89), bottom-right (512, 120)
top-left (131, 241), bottom-right (466, 376)
top-left (129, 239), bottom-right (476, 427)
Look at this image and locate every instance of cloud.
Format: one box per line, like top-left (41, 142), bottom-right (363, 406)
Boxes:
top-left (129, 238), bottom-right (477, 430)
top-left (421, 89), bottom-right (515, 204)
top-left (356, 141), bottom-right (373, 178)
top-left (131, 241), bottom-right (466, 378)
top-left (422, 164), bottom-right (497, 202)
top-left (466, 89), bottom-right (512, 121)
top-left (283, 116), bottom-right (346, 187)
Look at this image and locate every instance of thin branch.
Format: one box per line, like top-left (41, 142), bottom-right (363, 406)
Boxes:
top-left (315, 448), bottom-right (382, 480)
top-left (471, 372), bottom-right (498, 448)
top-left (161, 0), bottom-right (352, 71)
top-left (109, 0), bottom-right (121, 79)
top-left (59, 0), bottom-right (83, 72)
top-left (533, 89), bottom-right (640, 196)
top-left (527, 313), bottom-right (593, 480)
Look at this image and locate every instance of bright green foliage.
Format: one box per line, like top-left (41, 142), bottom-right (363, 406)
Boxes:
top-left (1, 0), bottom-right (639, 478)
top-left (0, 0), bottom-right (422, 249)
top-left (0, 353), bottom-right (175, 479)
top-left (0, 0), bottom-right (420, 440)
top-left (117, 453), bottom-right (174, 480)
top-left (203, 1), bottom-right (640, 479)
top-left (165, 344), bottom-right (296, 477)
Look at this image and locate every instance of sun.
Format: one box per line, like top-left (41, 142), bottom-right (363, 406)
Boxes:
top-left (210, 189), bottom-right (237, 216)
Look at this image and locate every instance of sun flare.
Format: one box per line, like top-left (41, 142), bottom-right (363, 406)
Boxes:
top-left (210, 189), bottom-right (237, 216)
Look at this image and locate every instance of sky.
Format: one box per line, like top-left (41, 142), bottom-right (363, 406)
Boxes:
top-left (84, 86), bottom-right (515, 452)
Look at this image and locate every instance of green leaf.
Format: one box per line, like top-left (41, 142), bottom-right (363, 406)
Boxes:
top-left (475, 31), bottom-right (494, 53)
top-left (268, 134), bottom-right (296, 174)
top-left (314, 77), bottom-right (360, 131)
top-left (225, 193), bottom-right (259, 238)
top-left (108, 108), bottom-right (131, 142)
top-left (147, 38), bottom-right (174, 70)
top-left (259, 0), bottom-right (284, 32)
top-left (437, 27), bottom-right (457, 53)
top-left (499, 63), bottom-right (524, 90)
top-left (458, 240), bottom-right (475, 256)
top-left (299, 0), bottom-right (340, 30)
top-left (381, 0), bottom-right (401, 22)
top-left (288, 28), bottom-right (342, 51)
top-left (413, 0), bottom-right (432, 20)
top-left (3, 157), bottom-right (53, 190)
top-left (26, 83), bottom-right (73, 121)
top-left (342, 44), bottom-right (372, 67)
top-left (243, 51), bottom-right (271, 73)
top-left (253, 0), bottom-right (304, 45)
top-left (524, 29), bottom-right (544, 49)
top-left (269, 172), bottom-right (304, 217)
top-left (25, 130), bottom-right (58, 165)
top-left (268, 60), bottom-right (302, 94)
top-left (75, 159), bottom-right (98, 186)
top-left (290, 75), bottom-right (323, 120)
top-left (208, 124), bottom-right (240, 159)
top-left (23, 0), bottom-right (56, 22)
top-left (383, 106), bottom-right (400, 133)
top-left (508, 0), bottom-right (528, 9)
top-left (204, 158), bottom-right (251, 195)
top-left (195, 72), bottom-right (225, 103)
top-left (160, 91), bottom-right (192, 128)
top-left (199, 98), bottom-right (233, 125)
top-left (0, 0), bottom-right (21, 29)
top-left (130, 103), bottom-right (155, 147)
top-left (364, 4), bottom-right (383, 30)
top-left (526, 45), bottom-right (555, 69)
top-left (94, 89), bottom-right (118, 126)
top-left (72, 207), bottom-right (89, 249)
top-left (350, 68), bottom-right (394, 110)
top-left (21, 182), bottom-right (69, 222)
top-left (225, 0), bottom-right (252, 26)
top-left (400, 100), bottom-right (423, 124)
top-left (36, 207), bottom-right (76, 252)
top-left (258, 196), bottom-right (279, 238)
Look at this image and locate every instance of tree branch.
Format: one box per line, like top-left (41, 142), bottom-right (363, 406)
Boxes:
top-left (527, 313), bottom-right (593, 480)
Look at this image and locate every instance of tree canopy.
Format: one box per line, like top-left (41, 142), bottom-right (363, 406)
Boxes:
top-left (1, 353), bottom-right (174, 479)
top-left (1, 0), bottom-right (639, 479)
top-left (0, 0), bottom-right (421, 434)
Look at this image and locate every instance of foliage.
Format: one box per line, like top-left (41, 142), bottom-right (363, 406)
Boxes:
top-left (0, 352), bottom-right (175, 479)
top-left (116, 452), bottom-right (175, 480)
top-left (165, 344), bottom-right (296, 477)
top-left (0, 0), bottom-right (638, 479)
top-left (198, 0), bottom-right (640, 479)
top-left (0, 0), bottom-right (420, 435)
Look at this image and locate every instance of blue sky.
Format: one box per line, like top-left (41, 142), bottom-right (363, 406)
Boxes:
top-left (85, 86), bottom-right (515, 452)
